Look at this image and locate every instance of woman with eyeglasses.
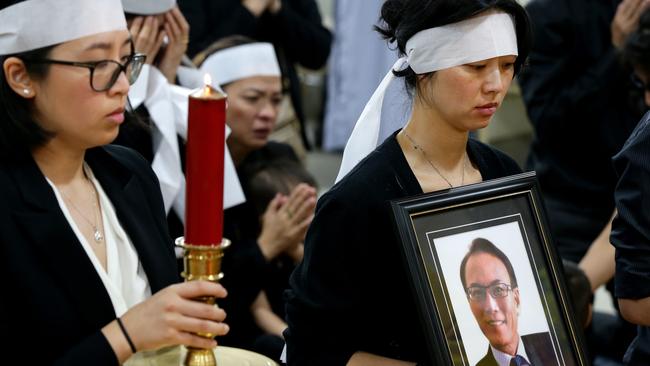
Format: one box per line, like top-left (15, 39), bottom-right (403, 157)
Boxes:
top-left (0, 1), bottom-right (228, 365)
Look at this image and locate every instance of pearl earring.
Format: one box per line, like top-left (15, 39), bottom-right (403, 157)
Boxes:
top-left (23, 89), bottom-right (29, 95)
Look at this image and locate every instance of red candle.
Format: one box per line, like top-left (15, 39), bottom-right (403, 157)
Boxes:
top-left (185, 75), bottom-right (227, 245)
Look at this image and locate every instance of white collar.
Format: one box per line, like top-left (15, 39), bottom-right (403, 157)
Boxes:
top-left (490, 336), bottom-right (530, 366)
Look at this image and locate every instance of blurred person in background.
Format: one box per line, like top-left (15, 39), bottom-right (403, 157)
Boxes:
top-left (246, 159), bottom-right (317, 360)
top-left (113, 0), bottom-right (191, 239)
top-left (322, 0), bottom-right (407, 152)
top-left (179, 0), bottom-right (332, 151)
top-left (611, 8), bottom-right (650, 365)
top-left (518, 0), bottom-right (649, 362)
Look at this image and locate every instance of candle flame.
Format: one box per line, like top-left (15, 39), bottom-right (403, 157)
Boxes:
top-left (202, 74), bottom-right (213, 97)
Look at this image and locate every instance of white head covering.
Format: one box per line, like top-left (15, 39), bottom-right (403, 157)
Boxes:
top-left (199, 42), bottom-right (282, 87)
top-left (0, 0), bottom-right (127, 55)
top-left (335, 11), bottom-right (519, 182)
top-left (121, 0), bottom-right (175, 15)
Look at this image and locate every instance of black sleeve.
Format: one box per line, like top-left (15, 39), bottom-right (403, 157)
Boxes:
top-left (518, 0), bottom-right (625, 143)
top-left (50, 333), bottom-right (118, 366)
top-left (611, 115), bottom-right (650, 300)
top-left (261, 0), bottom-right (332, 69)
top-left (284, 191), bottom-right (371, 365)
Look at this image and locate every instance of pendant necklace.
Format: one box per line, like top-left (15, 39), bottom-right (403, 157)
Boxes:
top-left (60, 178), bottom-right (104, 243)
top-left (403, 131), bottom-right (467, 188)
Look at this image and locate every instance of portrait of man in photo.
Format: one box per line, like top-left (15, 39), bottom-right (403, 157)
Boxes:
top-left (460, 238), bottom-right (559, 366)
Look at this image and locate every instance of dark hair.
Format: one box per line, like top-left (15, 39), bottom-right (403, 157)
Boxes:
top-left (623, 8), bottom-right (650, 75)
top-left (192, 35), bottom-right (257, 68)
top-left (459, 237), bottom-right (518, 290)
top-left (0, 46), bottom-right (55, 159)
top-left (375, 0), bottom-right (532, 92)
top-left (0, 2), bottom-right (143, 160)
top-left (247, 159), bottom-right (317, 218)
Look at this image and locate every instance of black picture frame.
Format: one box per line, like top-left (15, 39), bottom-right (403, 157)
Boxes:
top-left (391, 172), bottom-right (587, 366)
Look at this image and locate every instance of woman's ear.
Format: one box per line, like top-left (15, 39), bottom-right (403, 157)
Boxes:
top-left (3, 57), bottom-right (36, 99)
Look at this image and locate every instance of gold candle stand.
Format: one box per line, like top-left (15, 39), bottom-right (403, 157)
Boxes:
top-left (175, 237), bottom-right (231, 366)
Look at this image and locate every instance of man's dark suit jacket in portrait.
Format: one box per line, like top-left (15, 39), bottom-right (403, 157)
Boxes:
top-left (476, 332), bottom-right (559, 366)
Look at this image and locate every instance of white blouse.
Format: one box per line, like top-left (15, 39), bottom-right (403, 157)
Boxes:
top-left (46, 164), bottom-right (151, 316)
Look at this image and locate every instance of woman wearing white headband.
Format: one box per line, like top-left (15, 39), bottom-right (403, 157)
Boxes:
top-left (0, 1), bottom-right (228, 364)
top-left (194, 36), bottom-right (317, 360)
top-left (284, 0), bottom-right (532, 365)
top-left (114, 0), bottom-right (192, 239)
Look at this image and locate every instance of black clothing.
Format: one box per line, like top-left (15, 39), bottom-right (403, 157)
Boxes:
top-left (220, 142), bottom-right (299, 354)
top-left (0, 145), bottom-right (179, 366)
top-left (113, 107), bottom-right (187, 239)
top-left (611, 112), bottom-right (650, 365)
top-left (284, 132), bottom-right (522, 365)
top-left (477, 332), bottom-right (558, 366)
top-left (518, 0), bottom-right (643, 263)
top-left (179, 0), bottom-right (332, 149)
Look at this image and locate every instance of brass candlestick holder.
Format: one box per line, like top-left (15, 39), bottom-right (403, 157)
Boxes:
top-left (175, 237), bottom-right (231, 366)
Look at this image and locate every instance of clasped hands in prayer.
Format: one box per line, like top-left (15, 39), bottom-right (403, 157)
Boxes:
top-left (258, 183), bottom-right (316, 262)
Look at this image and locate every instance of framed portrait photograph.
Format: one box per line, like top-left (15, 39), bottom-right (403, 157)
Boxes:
top-left (391, 172), bottom-right (587, 366)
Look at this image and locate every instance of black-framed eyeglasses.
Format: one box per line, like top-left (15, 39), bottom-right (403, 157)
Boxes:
top-left (630, 73), bottom-right (650, 92)
top-left (24, 53), bottom-right (146, 92)
top-left (466, 283), bottom-right (513, 302)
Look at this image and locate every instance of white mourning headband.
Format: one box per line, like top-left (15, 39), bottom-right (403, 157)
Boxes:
top-left (0, 0), bottom-right (127, 55)
top-left (122, 0), bottom-right (175, 15)
top-left (335, 11), bottom-right (519, 182)
top-left (199, 43), bottom-right (282, 87)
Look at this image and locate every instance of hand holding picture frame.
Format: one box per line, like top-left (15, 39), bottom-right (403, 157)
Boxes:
top-left (391, 172), bottom-right (587, 366)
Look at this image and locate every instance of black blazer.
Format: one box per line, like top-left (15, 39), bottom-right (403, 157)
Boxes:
top-left (476, 332), bottom-right (559, 366)
top-left (0, 145), bottom-right (180, 366)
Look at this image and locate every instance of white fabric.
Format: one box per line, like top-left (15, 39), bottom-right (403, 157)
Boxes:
top-left (335, 12), bottom-right (518, 182)
top-left (405, 12), bottom-right (518, 74)
top-left (121, 0), bottom-right (175, 15)
top-left (176, 65), bottom-right (204, 89)
top-left (490, 336), bottom-right (531, 366)
top-left (129, 64), bottom-right (185, 219)
top-left (0, 0), bottom-right (126, 54)
top-left (280, 344), bottom-right (286, 363)
top-left (137, 77), bottom-right (246, 212)
top-left (47, 165), bottom-right (151, 316)
top-left (199, 43), bottom-right (281, 87)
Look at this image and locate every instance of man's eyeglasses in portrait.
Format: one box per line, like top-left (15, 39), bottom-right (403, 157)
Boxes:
top-left (466, 283), bottom-right (514, 302)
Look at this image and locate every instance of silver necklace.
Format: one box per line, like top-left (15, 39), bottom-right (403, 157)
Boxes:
top-left (403, 131), bottom-right (467, 188)
top-left (60, 178), bottom-right (104, 243)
